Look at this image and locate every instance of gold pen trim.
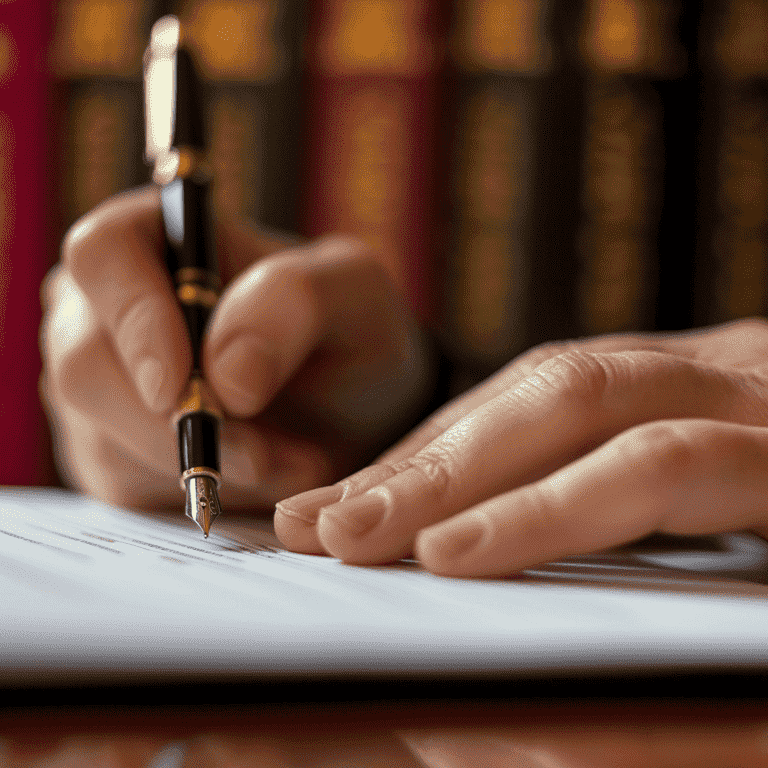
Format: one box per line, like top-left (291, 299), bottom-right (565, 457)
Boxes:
top-left (174, 267), bottom-right (222, 292)
top-left (172, 376), bottom-right (222, 424)
top-left (180, 466), bottom-right (222, 491)
top-left (176, 283), bottom-right (219, 308)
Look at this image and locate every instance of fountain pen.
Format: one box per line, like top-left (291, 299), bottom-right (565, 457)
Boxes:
top-left (144, 16), bottom-right (222, 536)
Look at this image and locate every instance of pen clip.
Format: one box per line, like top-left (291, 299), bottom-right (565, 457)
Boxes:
top-left (143, 15), bottom-right (208, 186)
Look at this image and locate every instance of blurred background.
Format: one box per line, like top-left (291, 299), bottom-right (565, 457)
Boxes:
top-left (1, 0), bottom-right (767, 485)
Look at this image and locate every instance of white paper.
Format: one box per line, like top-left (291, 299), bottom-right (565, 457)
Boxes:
top-left (1, 487), bottom-right (767, 685)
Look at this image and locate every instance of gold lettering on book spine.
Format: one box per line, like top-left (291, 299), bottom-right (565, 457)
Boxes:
top-left (712, 0), bottom-right (768, 320)
top-left (578, 79), bottom-right (657, 334)
top-left (451, 0), bottom-right (550, 73)
top-left (51, 0), bottom-right (145, 76)
top-left (66, 88), bottom-right (131, 221)
top-left (314, 0), bottom-right (437, 75)
top-left (451, 86), bottom-right (531, 360)
top-left (177, 0), bottom-right (284, 80)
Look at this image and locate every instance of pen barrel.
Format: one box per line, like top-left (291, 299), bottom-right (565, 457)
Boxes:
top-left (178, 411), bottom-right (220, 475)
top-left (162, 176), bottom-right (220, 373)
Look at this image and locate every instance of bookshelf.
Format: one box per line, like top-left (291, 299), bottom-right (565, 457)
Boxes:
top-left (20, 0), bottom-right (768, 466)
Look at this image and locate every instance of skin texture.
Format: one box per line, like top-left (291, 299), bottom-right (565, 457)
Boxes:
top-left (42, 188), bottom-right (768, 578)
top-left (41, 187), bottom-right (434, 512)
top-left (38, 189), bottom-right (768, 765)
top-left (277, 322), bottom-right (768, 576)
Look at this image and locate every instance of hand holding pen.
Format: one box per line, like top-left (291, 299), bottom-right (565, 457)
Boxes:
top-left (41, 17), bottom-right (768, 573)
top-left (144, 16), bottom-right (223, 535)
top-left (39, 16), bottom-right (435, 529)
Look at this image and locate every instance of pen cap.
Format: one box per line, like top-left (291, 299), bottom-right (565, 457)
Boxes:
top-left (173, 47), bottom-right (206, 153)
top-left (144, 15), bottom-right (206, 164)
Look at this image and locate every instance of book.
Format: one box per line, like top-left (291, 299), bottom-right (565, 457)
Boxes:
top-left (523, 0), bottom-right (586, 347)
top-left (644, 1), bottom-right (705, 332)
top-left (49, 0), bottom-right (154, 239)
top-left (704, 0), bottom-right (768, 324)
top-left (2, 487), bottom-right (768, 694)
top-left (0, 1), bottom-right (57, 485)
top-left (441, 0), bottom-right (550, 374)
top-left (301, 0), bottom-right (449, 323)
top-left (175, 0), bottom-right (308, 231)
top-left (577, 0), bottom-right (666, 336)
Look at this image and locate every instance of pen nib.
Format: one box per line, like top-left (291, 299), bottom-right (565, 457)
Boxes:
top-left (184, 474), bottom-right (221, 537)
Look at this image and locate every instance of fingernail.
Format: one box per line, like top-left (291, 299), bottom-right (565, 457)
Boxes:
top-left (135, 356), bottom-right (167, 411)
top-left (276, 485), bottom-right (343, 525)
top-left (320, 491), bottom-right (387, 537)
top-left (422, 519), bottom-right (487, 564)
top-left (214, 334), bottom-right (275, 414)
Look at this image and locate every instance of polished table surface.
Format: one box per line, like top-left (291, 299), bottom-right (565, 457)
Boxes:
top-left (1, 697), bottom-right (767, 767)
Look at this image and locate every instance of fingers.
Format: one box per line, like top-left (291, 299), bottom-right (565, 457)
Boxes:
top-left (60, 188), bottom-right (294, 415)
top-left (377, 318), bottom-right (768, 469)
top-left (417, 419), bottom-right (768, 576)
top-left (42, 267), bottom-right (334, 508)
top-left (61, 186), bottom-right (191, 413)
top-left (279, 349), bottom-right (764, 564)
top-left (205, 235), bottom-right (429, 436)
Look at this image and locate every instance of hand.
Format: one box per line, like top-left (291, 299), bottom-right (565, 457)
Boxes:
top-left (276, 320), bottom-right (768, 574)
top-left (40, 187), bottom-right (434, 511)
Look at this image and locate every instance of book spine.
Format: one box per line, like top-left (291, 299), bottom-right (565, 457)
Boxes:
top-left (301, 0), bottom-right (448, 323)
top-left (441, 0), bottom-right (550, 373)
top-left (706, 0), bottom-right (768, 323)
top-left (50, 0), bottom-right (154, 239)
top-left (0, 1), bottom-right (56, 483)
top-left (524, 0), bottom-right (586, 347)
top-left (649, 2), bottom-right (706, 331)
top-left (576, 0), bottom-right (672, 335)
top-left (176, 0), bottom-right (307, 231)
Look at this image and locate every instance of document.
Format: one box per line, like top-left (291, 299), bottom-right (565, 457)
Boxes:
top-left (1, 487), bottom-right (767, 687)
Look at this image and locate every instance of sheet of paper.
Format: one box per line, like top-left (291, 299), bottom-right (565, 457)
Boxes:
top-left (1, 487), bottom-right (767, 685)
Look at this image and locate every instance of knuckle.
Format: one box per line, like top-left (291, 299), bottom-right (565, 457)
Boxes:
top-left (59, 198), bottom-right (117, 275)
top-left (311, 234), bottom-right (393, 284)
top-left (523, 350), bottom-right (612, 407)
top-left (39, 263), bottom-right (65, 314)
top-left (732, 316), bottom-right (768, 337)
top-left (49, 334), bottom-right (100, 411)
top-left (514, 339), bottom-right (580, 372)
top-left (619, 421), bottom-right (699, 488)
top-left (512, 482), bottom-right (574, 550)
top-left (312, 233), bottom-right (374, 261)
top-left (388, 445), bottom-right (455, 502)
top-left (245, 251), bottom-right (316, 303)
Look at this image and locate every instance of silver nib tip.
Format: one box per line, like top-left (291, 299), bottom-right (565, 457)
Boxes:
top-left (184, 474), bottom-right (222, 537)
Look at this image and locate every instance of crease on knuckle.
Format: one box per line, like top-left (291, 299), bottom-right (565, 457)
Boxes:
top-left (513, 339), bottom-right (581, 376)
top-left (313, 233), bottom-right (375, 263)
top-left (239, 254), bottom-right (318, 315)
top-left (512, 482), bottom-right (572, 554)
top-left (619, 422), bottom-right (698, 510)
top-left (519, 350), bottom-right (613, 408)
top-left (386, 445), bottom-right (455, 504)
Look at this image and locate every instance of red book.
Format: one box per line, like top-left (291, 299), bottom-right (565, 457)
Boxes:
top-left (301, 0), bottom-right (449, 324)
top-left (0, 0), bottom-right (56, 484)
